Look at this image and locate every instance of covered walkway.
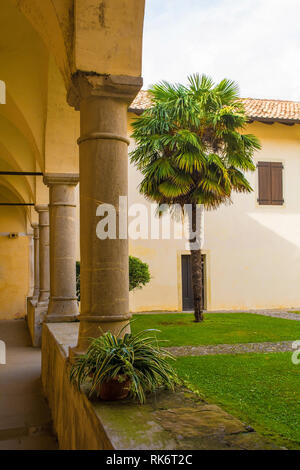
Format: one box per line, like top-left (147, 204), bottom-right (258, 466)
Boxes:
top-left (0, 320), bottom-right (57, 450)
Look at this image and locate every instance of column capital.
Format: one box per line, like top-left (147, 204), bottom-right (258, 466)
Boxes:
top-left (35, 204), bottom-right (49, 214)
top-left (31, 223), bottom-right (39, 230)
top-left (43, 173), bottom-right (79, 187)
top-left (67, 71), bottom-right (143, 111)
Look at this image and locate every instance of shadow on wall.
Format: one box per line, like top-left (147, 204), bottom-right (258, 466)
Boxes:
top-left (0, 204), bottom-right (30, 320)
top-left (204, 190), bottom-right (300, 310)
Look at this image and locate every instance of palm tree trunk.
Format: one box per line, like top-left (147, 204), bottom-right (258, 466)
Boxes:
top-left (190, 203), bottom-right (204, 322)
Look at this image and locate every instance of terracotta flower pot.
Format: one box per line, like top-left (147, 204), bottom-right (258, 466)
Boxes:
top-left (97, 377), bottom-right (131, 401)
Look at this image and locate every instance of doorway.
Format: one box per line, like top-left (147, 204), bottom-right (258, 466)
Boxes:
top-left (181, 254), bottom-right (206, 311)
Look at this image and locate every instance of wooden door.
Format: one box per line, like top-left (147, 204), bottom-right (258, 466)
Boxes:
top-left (181, 255), bottom-right (205, 311)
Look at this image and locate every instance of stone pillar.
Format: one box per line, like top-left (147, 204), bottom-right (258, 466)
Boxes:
top-left (35, 205), bottom-right (50, 305)
top-left (28, 231), bottom-right (34, 298)
top-left (68, 73), bottom-right (142, 353)
top-left (31, 223), bottom-right (40, 300)
top-left (43, 174), bottom-right (79, 322)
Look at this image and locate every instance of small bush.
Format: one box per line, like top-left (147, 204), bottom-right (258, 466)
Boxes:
top-left (129, 256), bottom-right (151, 292)
top-left (76, 256), bottom-right (150, 300)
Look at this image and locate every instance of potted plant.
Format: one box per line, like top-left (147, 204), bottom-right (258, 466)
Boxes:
top-left (70, 326), bottom-right (177, 404)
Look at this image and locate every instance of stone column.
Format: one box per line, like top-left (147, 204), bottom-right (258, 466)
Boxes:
top-left (68, 73), bottom-right (142, 353)
top-left (35, 205), bottom-right (50, 305)
top-left (31, 223), bottom-right (40, 300)
top-left (28, 232), bottom-right (34, 298)
top-left (43, 174), bottom-right (79, 322)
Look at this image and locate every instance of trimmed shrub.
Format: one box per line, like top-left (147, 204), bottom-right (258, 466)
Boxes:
top-left (76, 256), bottom-right (150, 300)
top-left (129, 256), bottom-right (151, 292)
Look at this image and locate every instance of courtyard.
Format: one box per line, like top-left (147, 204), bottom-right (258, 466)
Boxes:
top-left (132, 312), bottom-right (300, 449)
top-left (0, 0), bottom-right (299, 454)
top-left (1, 311), bottom-right (299, 450)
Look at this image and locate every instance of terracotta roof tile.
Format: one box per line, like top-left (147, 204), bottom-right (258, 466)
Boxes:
top-left (129, 91), bottom-right (300, 124)
top-left (130, 90), bottom-right (153, 112)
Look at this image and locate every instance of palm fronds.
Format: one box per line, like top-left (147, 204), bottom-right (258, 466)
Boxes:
top-left (130, 73), bottom-right (260, 210)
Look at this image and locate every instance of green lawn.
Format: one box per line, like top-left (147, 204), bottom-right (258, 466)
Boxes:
top-left (132, 313), bottom-right (300, 346)
top-left (174, 352), bottom-right (300, 449)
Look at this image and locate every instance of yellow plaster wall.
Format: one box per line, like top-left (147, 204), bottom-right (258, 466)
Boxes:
top-left (127, 115), bottom-right (188, 312)
top-left (0, 205), bottom-right (30, 320)
top-left (45, 55), bottom-right (79, 174)
top-left (0, 1), bottom-right (49, 169)
top-left (74, 0), bottom-right (145, 76)
top-left (0, 92), bottom-right (42, 171)
top-left (0, 0), bottom-right (146, 320)
top-left (205, 122), bottom-right (300, 310)
top-left (35, 176), bottom-right (49, 206)
top-left (10, 0), bottom-right (72, 86)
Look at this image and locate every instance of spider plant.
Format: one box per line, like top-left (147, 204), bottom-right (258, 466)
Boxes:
top-left (70, 326), bottom-right (178, 404)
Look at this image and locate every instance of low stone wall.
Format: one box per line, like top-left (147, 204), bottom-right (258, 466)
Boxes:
top-left (26, 298), bottom-right (47, 347)
top-left (41, 324), bottom-right (112, 450)
top-left (41, 323), bottom-right (279, 451)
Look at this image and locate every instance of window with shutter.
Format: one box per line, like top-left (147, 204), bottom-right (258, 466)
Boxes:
top-left (257, 162), bottom-right (284, 206)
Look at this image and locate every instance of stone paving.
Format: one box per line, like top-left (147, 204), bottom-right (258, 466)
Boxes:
top-left (167, 340), bottom-right (295, 357)
top-left (0, 320), bottom-right (58, 450)
top-left (209, 309), bottom-right (300, 321)
top-left (250, 310), bottom-right (300, 321)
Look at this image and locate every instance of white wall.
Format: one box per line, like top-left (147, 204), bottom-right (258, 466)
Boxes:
top-left (128, 119), bottom-right (300, 311)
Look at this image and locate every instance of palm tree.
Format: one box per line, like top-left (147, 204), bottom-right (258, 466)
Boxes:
top-left (130, 74), bottom-right (261, 322)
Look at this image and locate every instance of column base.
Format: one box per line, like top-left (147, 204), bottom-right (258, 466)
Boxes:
top-left (69, 313), bottom-right (132, 359)
top-left (32, 289), bottom-right (39, 299)
top-left (26, 298), bottom-right (48, 347)
top-left (37, 295), bottom-right (50, 307)
top-left (29, 296), bottom-right (39, 307)
top-left (45, 298), bottom-right (79, 323)
top-left (45, 313), bottom-right (79, 323)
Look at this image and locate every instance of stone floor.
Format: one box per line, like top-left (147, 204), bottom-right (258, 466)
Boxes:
top-left (251, 310), bottom-right (300, 321)
top-left (168, 340), bottom-right (295, 357)
top-left (0, 320), bottom-right (58, 450)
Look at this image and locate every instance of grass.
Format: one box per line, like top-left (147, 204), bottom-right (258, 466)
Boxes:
top-left (132, 313), bottom-right (300, 347)
top-left (173, 352), bottom-right (300, 449)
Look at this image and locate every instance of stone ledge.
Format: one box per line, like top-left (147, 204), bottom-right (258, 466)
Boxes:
top-left (41, 323), bottom-right (280, 450)
top-left (26, 298), bottom-right (48, 347)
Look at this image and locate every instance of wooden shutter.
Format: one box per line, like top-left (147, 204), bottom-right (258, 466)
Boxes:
top-left (258, 162), bottom-right (284, 205)
top-left (258, 162), bottom-right (272, 204)
top-left (271, 162), bottom-right (284, 205)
